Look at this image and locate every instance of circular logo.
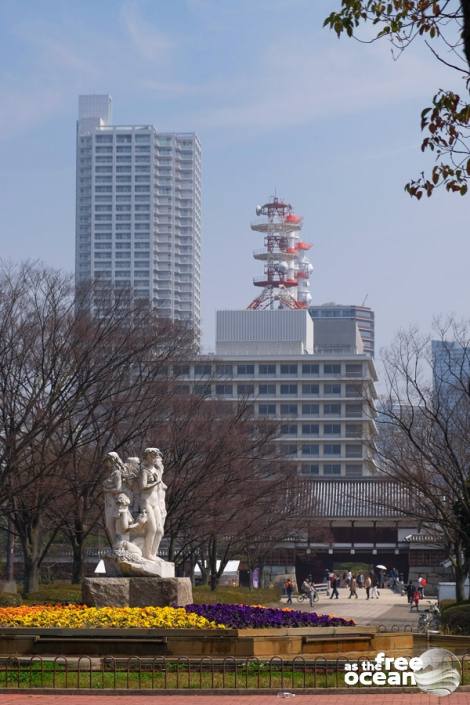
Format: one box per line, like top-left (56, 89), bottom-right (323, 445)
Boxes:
top-left (413, 648), bottom-right (461, 696)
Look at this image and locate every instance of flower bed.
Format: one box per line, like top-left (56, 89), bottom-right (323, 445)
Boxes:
top-left (185, 604), bottom-right (355, 629)
top-left (0, 605), bottom-right (222, 630)
top-left (0, 604), bottom-right (354, 631)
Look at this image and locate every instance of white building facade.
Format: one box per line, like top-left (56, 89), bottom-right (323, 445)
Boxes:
top-left (182, 310), bottom-right (378, 479)
top-left (75, 94), bottom-right (201, 337)
top-left (309, 303), bottom-right (375, 357)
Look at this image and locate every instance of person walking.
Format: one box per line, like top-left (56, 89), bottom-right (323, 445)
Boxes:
top-left (307, 579), bottom-right (318, 607)
top-left (329, 573), bottom-right (339, 599)
top-left (406, 580), bottom-right (414, 604)
top-left (285, 578), bottom-right (294, 605)
top-left (357, 573), bottom-right (364, 589)
top-left (410, 585), bottom-right (421, 612)
top-left (349, 575), bottom-right (358, 599)
top-left (371, 573), bottom-right (380, 599)
top-left (364, 574), bottom-right (372, 600)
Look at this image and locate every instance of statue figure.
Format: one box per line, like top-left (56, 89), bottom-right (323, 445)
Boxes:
top-left (102, 452), bottom-right (125, 544)
top-left (139, 447), bottom-right (165, 560)
top-left (101, 447), bottom-right (173, 578)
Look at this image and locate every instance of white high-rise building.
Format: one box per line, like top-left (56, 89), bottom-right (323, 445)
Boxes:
top-left (75, 94), bottom-right (201, 338)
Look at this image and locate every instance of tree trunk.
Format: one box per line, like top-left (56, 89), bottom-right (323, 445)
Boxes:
top-left (70, 519), bottom-right (85, 584)
top-left (209, 536), bottom-right (218, 591)
top-left (19, 523), bottom-right (43, 596)
top-left (5, 522), bottom-right (14, 582)
top-left (71, 542), bottom-right (83, 584)
top-left (455, 563), bottom-right (467, 603)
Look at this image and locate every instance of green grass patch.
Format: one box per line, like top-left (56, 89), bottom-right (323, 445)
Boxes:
top-left (10, 582), bottom-right (281, 607)
top-left (0, 661), bottom-right (349, 690)
top-left (23, 583), bottom-right (82, 605)
top-left (192, 585), bottom-right (281, 605)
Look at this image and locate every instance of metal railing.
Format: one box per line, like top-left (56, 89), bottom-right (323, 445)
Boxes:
top-left (0, 655), bottom-right (402, 691)
top-left (0, 651), bottom-right (468, 692)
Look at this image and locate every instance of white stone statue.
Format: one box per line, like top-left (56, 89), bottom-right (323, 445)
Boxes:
top-left (102, 448), bottom-right (174, 578)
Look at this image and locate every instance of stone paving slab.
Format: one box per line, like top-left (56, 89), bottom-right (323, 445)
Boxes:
top-left (0, 694), bottom-right (469, 704)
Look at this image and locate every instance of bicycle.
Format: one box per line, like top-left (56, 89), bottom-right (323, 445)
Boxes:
top-left (417, 604), bottom-right (441, 633)
top-left (297, 589), bottom-right (319, 604)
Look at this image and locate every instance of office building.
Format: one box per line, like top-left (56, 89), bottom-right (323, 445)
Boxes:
top-left (75, 94), bottom-right (201, 337)
top-left (309, 303), bottom-right (375, 357)
top-left (432, 339), bottom-right (470, 408)
top-left (182, 310), bottom-right (378, 478)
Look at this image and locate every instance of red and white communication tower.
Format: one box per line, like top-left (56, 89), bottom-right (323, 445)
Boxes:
top-left (247, 196), bottom-right (313, 310)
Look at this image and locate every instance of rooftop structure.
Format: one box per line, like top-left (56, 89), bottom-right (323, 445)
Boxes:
top-left (248, 197), bottom-right (312, 310)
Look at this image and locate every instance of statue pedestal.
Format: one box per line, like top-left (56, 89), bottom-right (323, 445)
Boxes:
top-left (82, 577), bottom-right (193, 608)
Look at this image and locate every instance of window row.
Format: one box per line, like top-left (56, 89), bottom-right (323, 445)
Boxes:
top-left (280, 443), bottom-right (362, 457)
top-left (299, 463), bottom-right (363, 477)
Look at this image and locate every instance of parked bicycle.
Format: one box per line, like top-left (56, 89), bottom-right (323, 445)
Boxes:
top-left (417, 603), bottom-right (441, 633)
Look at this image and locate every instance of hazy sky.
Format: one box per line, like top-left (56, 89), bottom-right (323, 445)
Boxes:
top-left (0, 0), bottom-right (468, 367)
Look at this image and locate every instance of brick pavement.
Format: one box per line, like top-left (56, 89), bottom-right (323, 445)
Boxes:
top-left (0, 694), bottom-right (470, 704)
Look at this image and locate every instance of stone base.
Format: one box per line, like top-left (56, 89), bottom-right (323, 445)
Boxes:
top-left (0, 581), bottom-right (17, 596)
top-left (82, 576), bottom-right (193, 608)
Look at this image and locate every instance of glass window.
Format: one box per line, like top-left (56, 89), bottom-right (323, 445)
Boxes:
top-left (281, 424), bottom-right (297, 435)
top-left (302, 444), bottom-right (319, 456)
top-left (324, 403), bottom-right (341, 415)
top-left (346, 384), bottom-right (362, 397)
top-left (173, 365), bottom-right (190, 376)
top-left (346, 403), bottom-right (362, 417)
top-left (324, 383), bottom-right (341, 395)
top-left (258, 403), bottom-right (276, 416)
top-left (302, 384), bottom-right (319, 395)
top-left (259, 384), bottom-right (276, 395)
top-left (237, 364), bottom-right (255, 375)
top-left (215, 384), bottom-right (233, 396)
top-left (194, 363), bottom-right (211, 376)
top-left (323, 464), bottom-right (341, 475)
top-left (281, 444), bottom-right (297, 456)
top-left (259, 363), bottom-right (276, 375)
top-left (302, 403), bottom-right (319, 416)
top-left (346, 444), bottom-right (362, 458)
top-left (194, 383), bottom-right (211, 396)
top-left (346, 364), bottom-right (362, 377)
top-left (280, 364), bottom-right (298, 375)
top-left (302, 424), bottom-right (319, 435)
top-left (237, 384), bottom-right (254, 396)
top-left (280, 404), bottom-right (298, 416)
top-left (280, 384), bottom-right (298, 395)
top-left (215, 364), bottom-right (233, 376)
top-left (346, 464), bottom-right (363, 477)
top-left (300, 464), bottom-right (320, 476)
top-left (345, 424), bottom-right (362, 437)
top-left (302, 363), bottom-right (319, 375)
top-left (324, 444), bottom-right (341, 455)
top-left (324, 424), bottom-right (341, 435)
top-left (324, 363), bottom-right (341, 374)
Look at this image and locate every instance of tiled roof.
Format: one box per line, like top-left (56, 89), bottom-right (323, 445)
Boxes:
top-left (293, 479), bottom-right (412, 518)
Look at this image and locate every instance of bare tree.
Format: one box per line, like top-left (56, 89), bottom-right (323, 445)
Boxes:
top-left (0, 262), bottom-right (194, 593)
top-left (378, 319), bottom-right (470, 601)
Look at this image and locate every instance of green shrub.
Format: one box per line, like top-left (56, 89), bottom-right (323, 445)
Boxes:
top-left (441, 603), bottom-right (470, 633)
top-left (0, 593), bottom-right (21, 607)
top-left (440, 598), bottom-right (470, 612)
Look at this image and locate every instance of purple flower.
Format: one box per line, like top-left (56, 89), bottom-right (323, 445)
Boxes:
top-left (184, 604), bottom-right (355, 629)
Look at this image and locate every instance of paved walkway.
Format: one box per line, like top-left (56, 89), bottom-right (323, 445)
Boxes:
top-left (278, 587), bottom-right (432, 626)
top-left (0, 694), bottom-right (469, 704)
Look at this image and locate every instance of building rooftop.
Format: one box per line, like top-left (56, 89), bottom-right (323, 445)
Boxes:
top-left (294, 479), bottom-right (412, 518)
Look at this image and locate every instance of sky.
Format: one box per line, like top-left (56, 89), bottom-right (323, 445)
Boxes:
top-left (0, 0), bottom-right (469, 373)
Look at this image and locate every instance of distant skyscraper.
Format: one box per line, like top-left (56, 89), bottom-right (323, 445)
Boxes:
top-left (75, 94), bottom-right (201, 338)
top-left (309, 303), bottom-right (375, 357)
top-left (432, 339), bottom-right (470, 408)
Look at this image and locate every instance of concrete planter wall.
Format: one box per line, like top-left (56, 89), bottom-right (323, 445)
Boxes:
top-left (0, 626), bottom-right (413, 658)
